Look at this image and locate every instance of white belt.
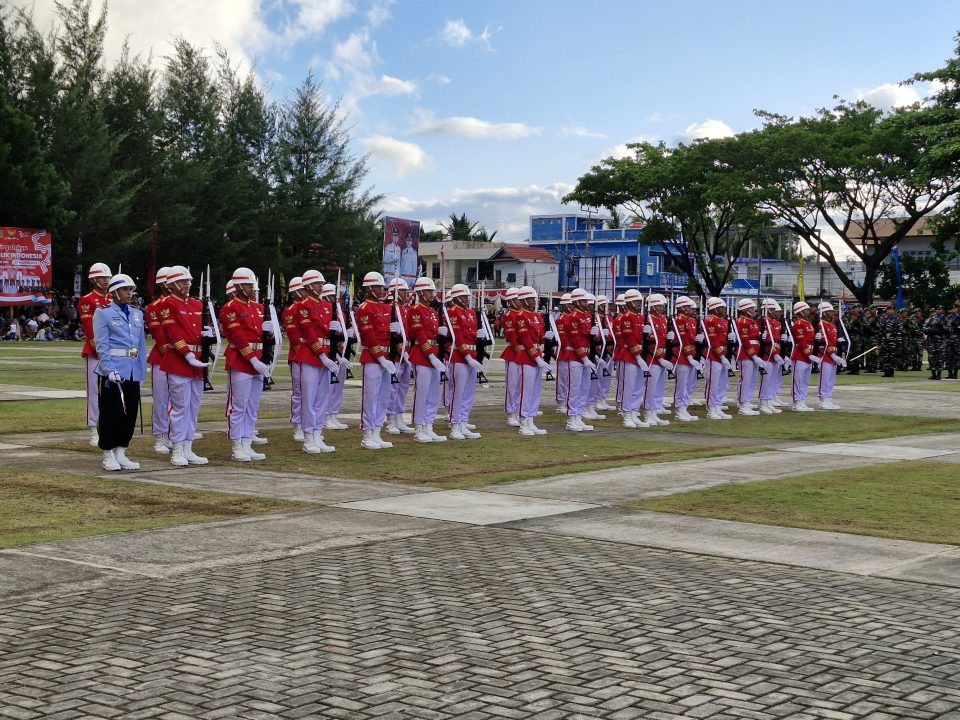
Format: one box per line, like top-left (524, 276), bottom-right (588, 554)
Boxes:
top-left (109, 348), bottom-right (139, 357)
top-left (229, 342), bottom-right (263, 350)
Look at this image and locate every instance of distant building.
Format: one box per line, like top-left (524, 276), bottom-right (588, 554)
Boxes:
top-left (730, 257), bottom-right (867, 301)
top-left (850, 217), bottom-right (960, 283)
top-left (486, 245), bottom-right (560, 296)
top-left (417, 241), bottom-right (502, 287)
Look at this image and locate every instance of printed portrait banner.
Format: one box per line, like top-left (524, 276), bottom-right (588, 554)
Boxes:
top-left (383, 216), bottom-right (421, 289)
top-left (0, 227), bottom-right (53, 305)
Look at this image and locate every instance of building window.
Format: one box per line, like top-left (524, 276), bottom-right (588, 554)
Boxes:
top-left (431, 263), bottom-right (440, 280)
top-left (626, 255), bottom-right (638, 276)
top-left (764, 273), bottom-right (774, 287)
top-left (506, 272), bottom-right (517, 283)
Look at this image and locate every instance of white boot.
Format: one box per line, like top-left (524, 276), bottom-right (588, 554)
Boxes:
top-left (519, 416), bottom-right (537, 436)
top-left (232, 439), bottom-right (252, 462)
top-left (820, 398), bottom-right (840, 410)
top-left (153, 436), bottom-right (172, 454)
top-left (242, 437), bottom-right (266, 460)
top-left (706, 406), bottom-right (731, 421)
top-left (645, 410), bottom-right (668, 426)
top-left (449, 423), bottom-right (466, 440)
top-left (769, 400), bottom-right (782, 414)
top-left (183, 441), bottom-right (209, 465)
top-left (461, 422), bottom-right (481, 439)
top-left (427, 423), bottom-right (447, 442)
top-left (304, 430), bottom-right (335, 453)
top-left (675, 407), bottom-right (698, 422)
top-left (293, 423), bottom-right (305, 441)
top-left (101, 449), bottom-right (121, 471)
top-left (192, 432), bottom-right (204, 440)
top-left (582, 405), bottom-right (605, 421)
top-left (90, 427), bottom-right (99, 447)
top-left (623, 411), bottom-right (640, 429)
top-left (114, 447), bottom-right (140, 470)
top-left (738, 403), bottom-right (760, 416)
top-left (384, 414), bottom-right (401, 435)
top-left (793, 401), bottom-right (814, 412)
top-left (250, 433), bottom-right (268, 445)
top-left (595, 399), bottom-right (614, 410)
top-left (758, 400), bottom-right (775, 415)
top-left (394, 415), bottom-right (415, 434)
top-left (414, 424), bottom-right (433, 443)
top-left (325, 414), bottom-right (349, 430)
top-left (506, 412), bottom-right (521, 427)
top-left (374, 426), bottom-right (393, 449)
top-left (361, 429), bottom-right (382, 450)
top-left (170, 441), bottom-right (189, 466)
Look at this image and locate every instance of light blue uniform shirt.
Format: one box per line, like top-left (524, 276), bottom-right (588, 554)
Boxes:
top-left (93, 302), bottom-right (148, 382)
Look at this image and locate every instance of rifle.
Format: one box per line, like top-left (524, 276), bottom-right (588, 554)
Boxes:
top-left (782, 301), bottom-right (795, 376)
top-left (261, 269), bottom-right (279, 390)
top-left (593, 300), bottom-right (610, 378)
top-left (334, 270), bottom-right (354, 379)
top-left (199, 265), bottom-right (220, 391)
top-left (475, 284), bottom-right (492, 384)
top-left (725, 302), bottom-right (738, 377)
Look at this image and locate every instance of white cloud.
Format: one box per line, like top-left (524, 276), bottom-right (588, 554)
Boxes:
top-left (283, 0), bottom-right (354, 42)
top-left (372, 74), bottom-right (417, 95)
top-left (361, 135), bottom-right (428, 178)
top-left (366, 0), bottom-right (394, 27)
top-left (429, 73), bottom-right (452, 85)
top-left (439, 18), bottom-right (497, 49)
top-left (601, 135), bottom-right (658, 161)
top-left (378, 183), bottom-right (575, 241)
top-left (410, 109), bottom-right (540, 140)
top-left (677, 119), bottom-right (735, 143)
top-left (561, 126), bottom-right (607, 140)
top-left (857, 82), bottom-right (921, 113)
top-left (646, 112), bottom-right (666, 123)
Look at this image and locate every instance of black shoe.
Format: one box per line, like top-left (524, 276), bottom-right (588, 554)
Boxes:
top-left (847, 369), bottom-right (860, 375)
top-left (935, 371), bottom-right (942, 380)
top-left (883, 370), bottom-right (895, 377)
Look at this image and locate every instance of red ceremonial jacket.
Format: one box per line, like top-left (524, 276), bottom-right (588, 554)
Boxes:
top-left (146, 295), bottom-right (169, 365)
top-left (736, 315), bottom-right (761, 361)
top-left (760, 317), bottom-right (782, 361)
top-left (819, 319), bottom-right (839, 365)
top-left (294, 296), bottom-right (332, 369)
top-left (356, 299), bottom-right (392, 364)
top-left (220, 297), bottom-right (264, 376)
top-left (557, 310), bottom-right (590, 362)
top-left (408, 302), bottom-right (440, 367)
top-left (283, 300), bottom-right (303, 364)
top-left (614, 310), bottom-right (643, 364)
top-left (511, 309), bottom-right (544, 367)
top-left (159, 295), bottom-right (204, 379)
top-left (499, 308), bottom-right (519, 362)
top-left (447, 303), bottom-right (478, 363)
top-left (703, 314), bottom-right (729, 361)
top-left (642, 313), bottom-right (669, 363)
top-left (674, 314), bottom-right (699, 366)
top-left (78, 289), bottom-right (111, 358)
top-left (791, 318), bottom-right (816, 362)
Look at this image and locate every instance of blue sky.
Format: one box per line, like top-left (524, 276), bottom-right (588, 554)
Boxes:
top-left (28, 0), bottom-right (960, 242)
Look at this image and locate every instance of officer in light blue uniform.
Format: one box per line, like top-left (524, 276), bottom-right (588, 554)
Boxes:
top-left (93, 273), bottom-right (148, 471)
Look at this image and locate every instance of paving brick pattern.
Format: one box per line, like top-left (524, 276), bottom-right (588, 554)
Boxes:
top-left (2, 527), bottom-right (960, 719)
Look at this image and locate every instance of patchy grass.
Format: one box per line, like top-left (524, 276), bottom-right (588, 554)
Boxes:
top-left (624, 460), bottom-right (960, 545)
top-left (53, 422), bottom-right (761, 489)
top-left (654, 411), bottom-right (960, 442)
top-left (904, 382), bottom-right (960, 393)
top-left (0, 468), bottom-right (317, 549)
top-left (834, 369), bottom-right (928, 385)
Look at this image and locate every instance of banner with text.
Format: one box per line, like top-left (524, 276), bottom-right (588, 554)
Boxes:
top-left (383, 216), bottom-right (421, 289)
top-left (0, 227), bottom-right (52, 305)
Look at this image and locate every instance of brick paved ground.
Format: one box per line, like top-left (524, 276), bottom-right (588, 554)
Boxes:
top-left (2, 526), bottom-right (960, 719)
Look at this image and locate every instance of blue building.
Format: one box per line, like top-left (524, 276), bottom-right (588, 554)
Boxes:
top-left (529, 214), bottom-right (686, 297)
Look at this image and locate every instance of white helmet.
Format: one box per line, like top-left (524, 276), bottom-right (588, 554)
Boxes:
top-left (675, 295), bottom-right (696, 309)
top-left (517, 286), bottom-right (538, 300)
top-left (287, 276), bottom-right (304, 293)
top-left (570, 288), bottom-right (591, 303)
top-left (362, 271), bottom-right (386, 287)
top-left (622, 289), bottom-right (642, 303)
top-left (231, 267), bottom-right (256, 285)
top-left (302, 269), bottom-right (325, 286)
top-left (388, 277), bottom-right (407, 292)
top-left (818, 301), bottom-right (835, 313)
top-left (155, 266), bottom-right (171, 284)
top-left (706, 297), bottom-right (726, 311)
top-left (414, 277), bottom-right (436, 293)
top-left (107, 273), bottom-right (135, 293)
top-left (761, 298), bottom-right (780, 311)
top-left (647, 293), bottom-right (667, 307)
top-left (504, 287), bottom-right (519, 300)
top-left (560, 293), bottom-right (572, 306)
top-left (320, 283), bottom-right (336, 298)
top-left (737, 298), bottom-right (756, 312)
top-left (225, 280), bottom-right (236, 294)
top-left (615, 293), bottom-right (626, 306)
top-left (595, 294), bottom-right (609, 305)
top-left (448, 283), bottom-right (470, 299)
top-left (793, 301), bottom-right (811, 314)
top-left (166, 265), bottom-right (192, 283)
top-left (88, 262), bottom-right (112, 280)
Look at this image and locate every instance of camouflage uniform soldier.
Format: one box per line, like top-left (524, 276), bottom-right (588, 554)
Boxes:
top-left (863, 306), bottom-right (880, 373)
top-left (898, 310), bottom-right (921, 371)
top-left (924, 308), bottom-right (947, 380)
top-left (844, 306), bottom-right (864, 375)
top-left (945, 305), bottom-right (960, 380)
top-left (910, 310), bottom-right (925, 371)
top-left (878, 306), bottom-right (902, 378)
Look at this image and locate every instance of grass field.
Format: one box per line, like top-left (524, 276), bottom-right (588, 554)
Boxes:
top-left (624, 460), bottom-right (960, 545)
top-left (0, 468), bottom-right (316, 549)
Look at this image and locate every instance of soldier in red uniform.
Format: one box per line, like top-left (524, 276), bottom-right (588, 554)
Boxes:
top-left (500, 287), bottom-right (522, 426)
top-left (561, 288), bottom-right (597, 431)
top-left (385, 277), bottom-right (415, 435)
top-left (282, 277), bottom-right (306, 440)
top-left (145, 267), bottom-right (173, 453)
top-left (671, 296), bottom-right (703, 422)
top-left (734, 298), bottom-right (768, 416)
top-left (642, 293), bottom-right (672, 426)
top-left (614, 289), bottom-right (649, 428)
top-left (790, 301), bottom-right (819, 412)
top-left (159, 265), bottom-right (211, 466)
top-left (552, 293), bottom-right (573, 413)
top-left (445, 283), bottom-right (485, 440)
top-left (703, 297), bottom-right (734, 420)
top-left (758, 298), bottom-right (786, 414)
top-left (294, 269), bottom-right (338, 454)
top-left (78, 262), bottom-right (113, 446)
top-left (515, 286), bottom-right (551, 436)
top-left (816, 301), bottom-right (846, 410)
top-left (407, 277), bottom-right (447, 443)
top-left (356, 272), bottom-right (397, 450)
top-left (220, 267), bottom-right (272, 462)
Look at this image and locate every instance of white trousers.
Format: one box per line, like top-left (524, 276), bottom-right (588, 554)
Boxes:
top-left (644, 364), bottom-right (666, 411)
top-left (737, 359), bottom-right (759, 405)
top-left (86, 356), bottom-right (99, 427)
top-left (289, 362), bottom-right (302, 426)
top-left (705, 359), bottom-right (729, 407)
top-left (566, 361), bottom-right (591, 417)
top-left (329, 360), bottom-right (347, 413)
top-left (412, 364), bottom-right (442, 425)
top-left (227, 369), bottom-right (263, 440)
top-left (620, 362), bottom-right (645, 412)
top-left (300, 364), bottom-right (334, 433)
top-left (673, 363), bottom-right (697, 410)
top-left (361, 362), bottom-right (392, 430)
top-left (792, 360), bottom-right (813, 403)
top-left (519, 364), bottom-right (542, 419)
top-left (388, 361), bottom-right (412, 415)
top-left (556, 360), bottom-right (570, 405)
top-left (504, 361), bottom-right (521, 414)
top-left (758, 361), bottom-right (782, 401)
top-left (818, 362), bottom-right (837, 399)
top-left (167, 373), bottom-right (203, 443)
top-left (448, 362), bottom-right (477, 423)
top-left (151, 364), bottom-right (170, 436)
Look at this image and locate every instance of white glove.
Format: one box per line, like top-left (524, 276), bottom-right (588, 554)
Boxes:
top-left (429, 354), bottom-right (446, 372)
top-left (780, 333), bottom-right (789, 342)
top-left (535, 356), bottom-right (552, 372)
top-left (590, 326), bottom-right (600, 337)
top-left (477, 328), bottom-right (489, 340)
top-left (263, 320), bottom-right (274, 333)
top-left (658, 358), bottom-right (674, 371)
top-left (377, 356), bottom-right (398, 374)
top-left (773, 353), bottom-right (784, 365)
top-left (815, 332), bottom-right (822, 340)
top-left (695, 333), bottom-right (704, 342)
top-left (752, 356), bottom-right (768, 372)
top-left (810, 354), bottom-right (822, 366)
top-left (400, 351), bottom-right (409, 364)
top-left (785, 358), bottom-right (793, 371)
top-left (202, 325), bottom-right (215, 339)
top-left (339, 357), bottom-right (354, 371)
top-left (438, 326), bottom-right (449, 337)
top-left (643, 324), bottom-right (652, 334)
top-left (603, 328), bottom-right (612, 338)
top-left (108, 370), bottom-right (123, 383)
top-left (390, 321), bottom-right (402, 333)
top-left (720, 356), bottom-right (733, 370)
top-left (727, 332), bottom-right (736, 341)
top-left (185, 352), bottom-right (209, 369)
top-left (329, 320), bottom-right (342, 333)
top-left (686, 356), bottom-right (702, 372)
top-left (666, 331), bottom-right (675, 341)
top-left (250, 357), bottom-right (271, 377)
top-left (320, 354), bottom-right (338, 372)
top-left (831, 353), bottom-right (847, 367)
top-left (345, 327), bottom-right (356, 339)
top-left (582, 357), bottom-right (597, 371)
top-left (633, 354), bottom-right (650, 372)
top-left (544, 330), bottom-right (556, 340)
top-left (467, 356), bottom-right (484, 372)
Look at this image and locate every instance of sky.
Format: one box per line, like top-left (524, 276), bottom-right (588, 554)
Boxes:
top-left (22, 0), bottom-right (960, 248)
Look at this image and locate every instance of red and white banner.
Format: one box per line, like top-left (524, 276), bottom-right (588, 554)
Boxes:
top-left (383, 216), bottom-right (420, 288)
top-left (0, 227), bottom-right (52, 305)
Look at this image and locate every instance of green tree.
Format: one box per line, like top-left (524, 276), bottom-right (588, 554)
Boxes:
top-left (877, 250), bottom-right (959, 310)
top-left (439, 212), bottom-right (498, 242)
